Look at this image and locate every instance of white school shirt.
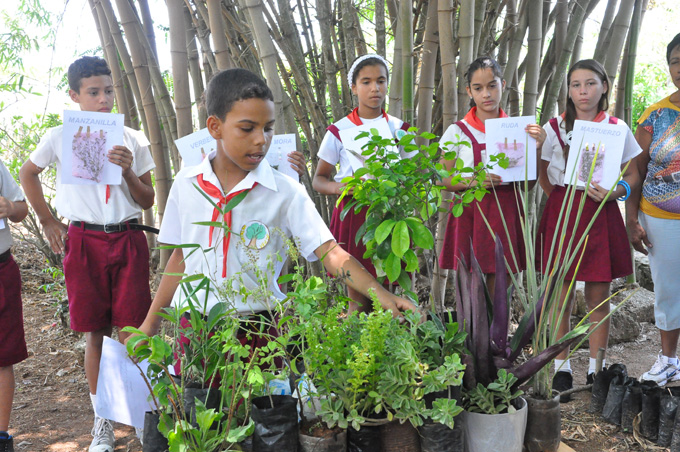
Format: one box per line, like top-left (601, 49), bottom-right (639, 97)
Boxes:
top-left (0, 160), bottom-right (25, 254)
top-left (159, 151), bottom-right (335, 314)
top-left (541, 114), bottom-right (642, 187)
top-left (439, 119), bottom-right (487, 169)
top-left (317, 114), bottom-right (409, 182)
top-left (30, 125), bottom-right (155, 224)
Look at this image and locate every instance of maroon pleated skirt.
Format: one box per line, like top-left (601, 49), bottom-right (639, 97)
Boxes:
top-left (439, 185), bottom-right (526, 274)
top-left (537, 185), bottom-right (632, 282)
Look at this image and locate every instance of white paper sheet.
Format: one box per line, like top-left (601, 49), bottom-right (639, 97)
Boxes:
top-left (61, 110), bottom-right (124, 185)
top-left (564, 120), bottom-right (626, 190)
top-left (95, 337), bottom-right (157, 429)
top-left (338, 120), bottom-right (395, 172)
top-left (174, 128), bottom-right (216, 168)
top-left (0, 218), bottom-right (5, 230)
top-left (266, 134), bottom-right (299, 181)
top-left (485, 116), bottom-right (537, 182)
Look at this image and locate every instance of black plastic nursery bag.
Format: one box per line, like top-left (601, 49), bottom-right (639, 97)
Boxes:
top-left (251, 395), bottom-right (299, 452)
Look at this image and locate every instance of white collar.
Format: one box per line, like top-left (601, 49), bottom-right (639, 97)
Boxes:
top-left (185, 150), bottom-right (278, 194)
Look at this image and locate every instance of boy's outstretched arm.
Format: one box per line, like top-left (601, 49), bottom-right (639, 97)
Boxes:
top-left (134, 247), bottom-right (185, 338)
top-left (314, 240), bottom-right (419, 316)
top-left (19, 160), bottom-right (68, 254)
top-left (108, 145), bottom-right (155, 209)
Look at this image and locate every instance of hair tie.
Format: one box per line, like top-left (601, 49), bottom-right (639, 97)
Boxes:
top-left (347, 54), bottom-right (390, 88)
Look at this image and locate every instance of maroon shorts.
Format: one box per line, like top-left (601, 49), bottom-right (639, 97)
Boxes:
top-left (63, 224), bottom-right (152, 332)
top-left (0, 254), bottom-right (28, 367)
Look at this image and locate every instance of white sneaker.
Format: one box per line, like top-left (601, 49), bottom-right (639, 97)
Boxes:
top-left (89, 416), bottom-right (115, 452)
top-left (641, 352), bottom-right (680, 386)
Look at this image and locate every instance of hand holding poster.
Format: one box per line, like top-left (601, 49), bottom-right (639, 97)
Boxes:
top-left (61, 110), bottom-right (124, 185)
top-left (174, 128), bottom-right (215, 168)
top-left (266, 134), bottom-right (299, 181)
top-left (564, 120), bottom-right (626, 190)
top-left (485, 116), bottom-right (537, 182)
top-left (338, 120), bottom-right (396, 172)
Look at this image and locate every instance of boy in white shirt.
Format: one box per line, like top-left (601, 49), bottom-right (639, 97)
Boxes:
top-left (19, 56), bottom-right (155, 452)
top-left (135, 68), bottom-right (417, 343)
top-left (0, 159), bottom-right (29, 452)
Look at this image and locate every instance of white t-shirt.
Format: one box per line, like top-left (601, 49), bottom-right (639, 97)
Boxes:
top-left (30, 125), bottom-right (155, 224)
top-left (159, 151), bottom-right (335, 314)
top-left (0, 160), bottom-right (25, 254)
top-left (541, 114), bottom-right (642, 187)
top-left (317, 114), bottom-right (408, 182)
top-left (439, 119), bottom-right (487, 169)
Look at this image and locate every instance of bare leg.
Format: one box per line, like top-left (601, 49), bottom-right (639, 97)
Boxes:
top-left (0, 366), bottom-right (14, 432)
top-left (660, 329), bottom-right (680, 358)
top-left (554, 284), bottom-right (574, 360)
top-left (85, 326), bottom-right (113, 395)
top-left (584, 281), bottom-right (611, 359)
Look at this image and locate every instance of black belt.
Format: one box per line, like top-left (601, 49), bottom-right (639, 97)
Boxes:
top-left (0, 250), bottom-right (10, 263)
top-left (71, 219), bottom-right (160, 234)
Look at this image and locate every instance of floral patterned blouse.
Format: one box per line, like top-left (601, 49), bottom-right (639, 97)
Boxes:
top-left (638, 96), bottom-right (680, 217)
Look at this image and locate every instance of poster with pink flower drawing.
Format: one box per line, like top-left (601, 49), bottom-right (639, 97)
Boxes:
top-left (485, 116), bottom-right (537, 182)
top-left (564, 120), bottom-right (626, 190)
top-left (61, 110), bottom-right (124, 185)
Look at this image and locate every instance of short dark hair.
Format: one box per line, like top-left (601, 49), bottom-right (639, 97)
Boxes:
top-left (204, 69), bottom-right (274, 120)
top-left (667, 33), bottom-right (680, 64)
top-left (68, 56), bottom-right (112, 93)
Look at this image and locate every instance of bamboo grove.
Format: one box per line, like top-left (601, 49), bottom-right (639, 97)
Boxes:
top-left (85, 0), bottom-right (647, 279)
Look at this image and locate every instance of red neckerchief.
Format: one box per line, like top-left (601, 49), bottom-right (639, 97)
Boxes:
top-left (347, 107), bottom-right (389, 126)
top-left (197, 173), bottom-right (257, 277)
top-left (559, 110), bottom-right (607, 123)
top-left (464, 106), bottom-right (509, 133)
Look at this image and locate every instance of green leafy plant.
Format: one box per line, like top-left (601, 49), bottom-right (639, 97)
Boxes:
top-left (465, 369), bottom-right (523, 415)
top-left (339, 127), bottom-right (505, 305)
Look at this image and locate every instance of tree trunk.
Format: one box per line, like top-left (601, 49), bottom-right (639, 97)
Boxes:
top-left (169, 0), bottom-right (193, 143)
top-left (522, 0), bottom-right (543, 116)
top-left (593, 0), bottom-right (619, 63)
top-left (603, 0), bottom-right (635, 84)
top-left (206, 0), bottom-right (233, 69)
top-left (541, 0), bottom-right (596, 124)
top-left (376, 0), bottom-right (386, 57)
top-left (401, 0), bottom-right (414, 124)
top-left (416, 0), bottom-right (439, 137)
top-left (457, 0), bottom-right (475, 119)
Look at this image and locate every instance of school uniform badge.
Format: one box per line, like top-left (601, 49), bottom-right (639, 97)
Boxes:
top-left (241, 221), bottom-right (270, 250)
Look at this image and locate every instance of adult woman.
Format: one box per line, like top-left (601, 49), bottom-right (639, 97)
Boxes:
top-left (627, 33), bottom-right (680, 385)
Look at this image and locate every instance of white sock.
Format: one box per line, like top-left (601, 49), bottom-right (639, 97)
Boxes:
top-left (555, 359), bottom-right (572, 374)
top-left (90, 393), bottom-right (98, 417)
top-left (667, 356), bottom-right (679, 366)
top-left (588, 358), bottom-right (606, 375)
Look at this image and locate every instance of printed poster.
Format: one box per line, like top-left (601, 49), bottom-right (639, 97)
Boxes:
top-left (338, 120), bottom-right (395, 172)
top-left (485, 116), bottom-right (537, 182)
top-left (266, 134), bottom-right (299, 181)
top-left (564, 120), bottom-right (626, 190)
top-left (61, 110), bottom-right (124, 185)
top-left (174, 128), bottom-right (215, 168)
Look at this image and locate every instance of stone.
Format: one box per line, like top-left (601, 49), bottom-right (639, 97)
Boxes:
top-left (612, 285), bottom-right (656, 324)
top-left (608, 306), bottom-right (641, 345)
top-left (634, 251), bottom-right (654, 292)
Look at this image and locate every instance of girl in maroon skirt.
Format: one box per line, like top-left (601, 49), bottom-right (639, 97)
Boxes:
top-left (539, 59), bottom-right (641, 400)
top-left (313, 54), bottom-right (410, 313)
top-left (438, 56), bottom-right (544, 296)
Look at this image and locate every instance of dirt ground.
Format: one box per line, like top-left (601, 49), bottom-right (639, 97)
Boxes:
top-left (5, 235), bottom-right (671, 452)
